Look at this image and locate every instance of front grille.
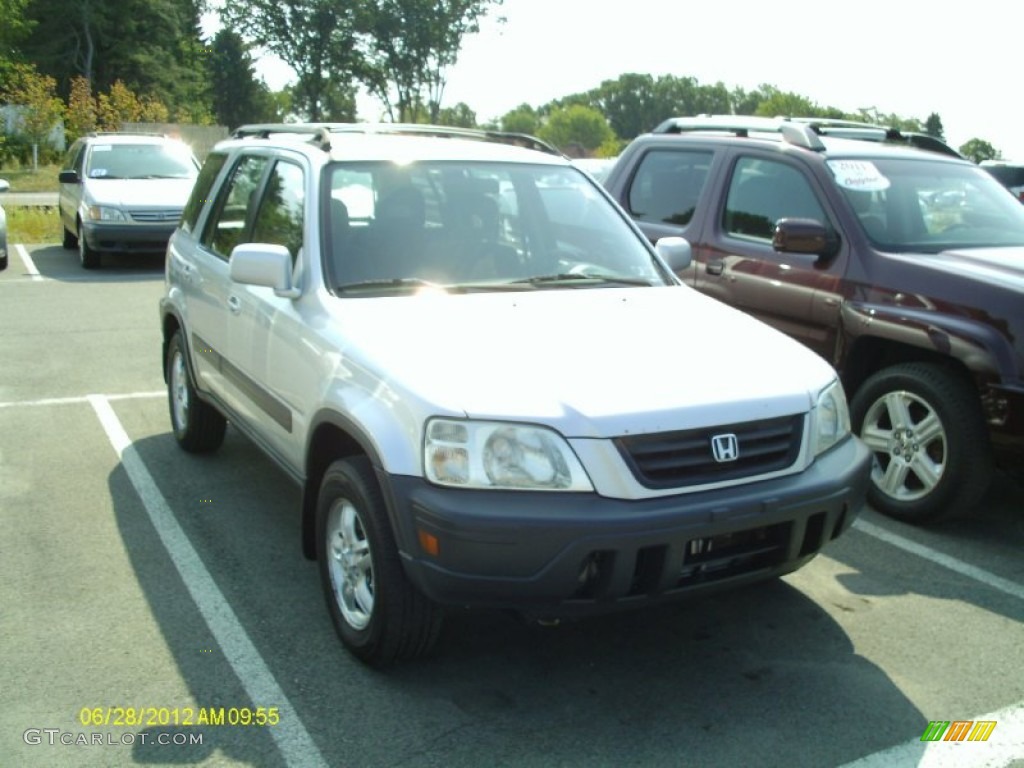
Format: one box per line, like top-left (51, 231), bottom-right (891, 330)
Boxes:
top-left (130, 209), bottom-right (182, 223)
top-left (616, 414), bottom-right (803, 488)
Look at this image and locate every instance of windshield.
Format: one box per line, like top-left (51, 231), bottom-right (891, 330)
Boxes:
top-left (324, 161), bottom-right (670, 294)
top-left (830, 157), bottom-right (1024, 253)
top-left (85, 142), bottom-right (199, 180)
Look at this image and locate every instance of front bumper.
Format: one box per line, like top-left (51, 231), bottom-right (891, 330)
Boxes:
top-left (382, 435), bottom-right (871, 616)
top-left (985, 382), bottom-right (1024, 461)
top-left (82, 221), bottom-right (176, 255)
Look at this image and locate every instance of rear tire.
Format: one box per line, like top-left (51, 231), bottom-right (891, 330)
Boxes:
top-left (166, 331), bottom-right (226, 453)
top-left (316, 457), bottom-right (442, 666)
top-left (850, 362), bottom-right (992, 524)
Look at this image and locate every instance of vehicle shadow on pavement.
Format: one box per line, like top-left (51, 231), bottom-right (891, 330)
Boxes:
top-left (17, 244), bottom-right (165, 282)
top-left (110, 429), bottom-right (928, 768)
top-left (831, 470), bottom-right (1024, 622)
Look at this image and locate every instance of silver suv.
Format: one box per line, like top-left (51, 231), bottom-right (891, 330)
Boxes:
top-left (160, 123), bottom-right (870, 665)
top-left (58, 132), bottom-right (200, 268)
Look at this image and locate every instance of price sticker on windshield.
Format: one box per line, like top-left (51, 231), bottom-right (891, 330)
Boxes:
top-left (827, 160), bottom-right (891, 191)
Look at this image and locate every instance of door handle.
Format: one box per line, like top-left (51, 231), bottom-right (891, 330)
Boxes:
top-left (706, 261), bottom-right (725, 276)
top-left (227, 295), bottom-right (241, 314)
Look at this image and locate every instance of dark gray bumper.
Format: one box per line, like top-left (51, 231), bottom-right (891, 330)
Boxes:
top-left (82, 221), bottom-right (176, 254)
top-left (382, 435), bottom-right (871, 616)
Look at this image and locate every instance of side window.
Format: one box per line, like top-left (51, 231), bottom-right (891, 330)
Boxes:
top-left (724, 158), bottom-right (827, 240)
top-left (626, 149), bottom-right (712, 227)
top-left (69, 143), bottom-right (86, 174)
top-left (202, 154), bottom-right (270, 260)
top-left (250, 160), bottom-right (305, 263)
top-left (63, 142), bottom-right (82, 173)
top-left (180, 152), bottom-right (227, 235)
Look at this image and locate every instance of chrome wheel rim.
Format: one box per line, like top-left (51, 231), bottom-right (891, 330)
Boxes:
top-left (859, 389), bottom-right (947, 502)
top-left (326, 498), bottom-right (374, 630)
top-left (169, 350), bottom-right (190, 432)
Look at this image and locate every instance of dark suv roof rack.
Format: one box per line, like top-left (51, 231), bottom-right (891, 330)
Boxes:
top-left (779, 117), bottom-right (963, 158)
top-left (232, 123), bottom-right (564, 157)
top-left (652, 115), bottom-right (826, 151)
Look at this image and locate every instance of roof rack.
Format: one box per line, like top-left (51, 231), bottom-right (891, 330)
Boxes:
top-left (231, 122), bottom-right (565, 157)
top-left (86, 131), bottom-right (169, 138)
top-left (652, 115), bottom-right (825, 151)
top-left (232, 124), bottom-right (335, 150)
top-left (779, 117), bottom-right (963, 158)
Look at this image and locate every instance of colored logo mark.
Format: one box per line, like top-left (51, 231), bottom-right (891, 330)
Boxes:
top-left (920, 720), bottom-right (997, 742)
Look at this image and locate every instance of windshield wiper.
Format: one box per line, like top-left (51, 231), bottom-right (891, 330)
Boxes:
top-left (511, 272), bottom-right (653, 287)
top-left (335, 278), bottom-right (446, 293)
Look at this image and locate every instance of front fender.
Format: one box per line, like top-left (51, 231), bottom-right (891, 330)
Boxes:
top-left (841, 301), bottom-right (1013, 380)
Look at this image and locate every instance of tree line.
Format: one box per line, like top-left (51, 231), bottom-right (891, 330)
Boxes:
top-left (0, 0), bottom-right (1004, 164)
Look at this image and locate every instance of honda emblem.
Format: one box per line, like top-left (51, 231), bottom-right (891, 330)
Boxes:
top-left (711, 433), bottom-right (739, 463)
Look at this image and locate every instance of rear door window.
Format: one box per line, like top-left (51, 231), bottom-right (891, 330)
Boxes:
top-left (626, 149), bottom-right (712, 227)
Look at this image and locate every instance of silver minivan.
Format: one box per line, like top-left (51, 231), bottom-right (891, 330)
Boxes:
top-left (58, 132), bottom-right (199, 268)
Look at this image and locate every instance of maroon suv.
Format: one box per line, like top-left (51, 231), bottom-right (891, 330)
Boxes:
top-left (604, 116), bottom-right (1024, 524)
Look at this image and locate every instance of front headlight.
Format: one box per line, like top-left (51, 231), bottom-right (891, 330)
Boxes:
top-left (812, 379), bottom-right (852, 457)
top-left (424, 418), bottom-right (594, 491)
top-left (87, 205), bottom-right (128, 222)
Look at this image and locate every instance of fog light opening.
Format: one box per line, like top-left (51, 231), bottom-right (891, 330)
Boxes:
top-left (573, 551), bottom-right (610, 599)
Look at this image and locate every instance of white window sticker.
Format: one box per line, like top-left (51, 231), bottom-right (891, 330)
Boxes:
top-left (827, 160), bottom-right (891, 191)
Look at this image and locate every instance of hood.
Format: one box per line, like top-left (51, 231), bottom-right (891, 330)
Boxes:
top-left (328, 286), bottom-right (836, 438)
top-left (83, 178), bottom-right (195, 209)
top-left (892, 245), bottom-right (1024, 292)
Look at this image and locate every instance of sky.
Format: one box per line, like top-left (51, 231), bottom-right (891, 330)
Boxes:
top-left (253, 0), bottom-right (1022, 160)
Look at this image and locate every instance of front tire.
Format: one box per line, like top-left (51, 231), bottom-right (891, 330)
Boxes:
top-left (78, 223), bottom-right (100, 269)
top-left (166, 331), bottom-right (226, 453)
top-left (62, 224), bottom-right (78, 249)
top-left (850, 362), bottom-right (992, 524)
top-left (316, 457), bottom-right (442, 666)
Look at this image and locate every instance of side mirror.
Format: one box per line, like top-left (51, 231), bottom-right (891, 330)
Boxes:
top-left (773, 218), bottom-right (840, 260)
top-left (229, 243), bottom-right (300, 298)
top-left (58, 170), bottom-right (80, 184)
top-left (655, 236), bottom-right (692, 272)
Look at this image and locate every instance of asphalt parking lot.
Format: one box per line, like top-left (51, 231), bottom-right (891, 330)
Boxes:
top-left (2, 242), bottom-right (1022, 768)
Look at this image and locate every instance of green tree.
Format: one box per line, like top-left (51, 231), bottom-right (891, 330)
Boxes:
top-left (586, 73), bottom-right (660, 139)
top-left (752, 85), bottom-right (821, 118)
top-left (359, 0), bottom-right (503, 123)
top-left (64, 75), bottom-right (97, 143)
top-left (500, 104), bottom-right (539, 135)
top-left (5, 64), bottom-right (64, 168)
top-left (437, 102), bottom-right (476, 128)
top-left (209, 28), bottom-right (279, 129)
top-left (20, 0), bottom-right (212, 122)
top-left (221, 0), bottom-right (361, 121)
top-left (94, 79), bottom-right (169, 130)
top-left (537, 104), bottom-right (614, 156)
top-left (924, 112), bottom-right (945, 139)
top-left (0, 0), bottom-right (35, 85)
top-left (959, 138), bottom-right (999, 164)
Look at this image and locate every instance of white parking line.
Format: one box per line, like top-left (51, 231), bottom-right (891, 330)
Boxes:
top-left (837, 700), bottom-right (1024, 767)
top-left (853, 519), bottom-right (1024, 602)
top-left (87, 395), bottom-right (328, 768)
top-left (0, 391), bottom-right (164, 409)
top-left (15, 244), bottom-right (44, 281)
